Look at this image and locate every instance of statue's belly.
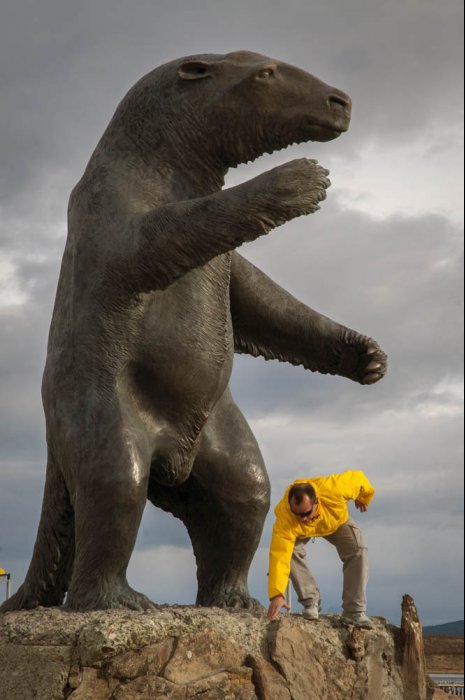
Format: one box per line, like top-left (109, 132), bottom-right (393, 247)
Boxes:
top-left (123, 258), bottom-right (232, 427)
top-left (122, 266), bottom-right (233, 485)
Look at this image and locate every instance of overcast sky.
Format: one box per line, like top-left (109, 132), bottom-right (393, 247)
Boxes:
top-left (0, 0), bottom-right (463, 627)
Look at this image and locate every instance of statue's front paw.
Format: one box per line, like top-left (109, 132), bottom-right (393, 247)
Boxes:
top-left (272, 158), bottom-right (331, 216)
top-left (338, 332), bottom-right (387, 385)
top-left (254, 158), bottom-right (331, 229)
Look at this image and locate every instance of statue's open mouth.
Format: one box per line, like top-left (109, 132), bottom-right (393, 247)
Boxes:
top-left (306, 112), bottom-right (351, 142)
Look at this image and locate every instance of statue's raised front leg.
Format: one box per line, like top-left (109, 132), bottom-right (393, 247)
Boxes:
top-left (230, 252), bottom-right (387, 384)
top-left (111, 158), bottom-right (330, 294)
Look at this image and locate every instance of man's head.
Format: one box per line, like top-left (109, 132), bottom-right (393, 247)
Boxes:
top-left (288, 483), bottom-right (318, 524)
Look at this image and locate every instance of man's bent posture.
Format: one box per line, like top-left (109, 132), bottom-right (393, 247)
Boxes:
top-left (267, 471), bottom-right (375, 628)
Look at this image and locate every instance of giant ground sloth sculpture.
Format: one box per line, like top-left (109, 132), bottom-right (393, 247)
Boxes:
top-left (1, 51), bottom-right (387, 613)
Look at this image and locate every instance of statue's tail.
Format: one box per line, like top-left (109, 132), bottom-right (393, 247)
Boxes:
top-left (0, 459), bottom-right (74, 612)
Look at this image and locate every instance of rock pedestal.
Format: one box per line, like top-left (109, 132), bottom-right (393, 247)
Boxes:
top-left (0, 601), bottom-right (437, 699)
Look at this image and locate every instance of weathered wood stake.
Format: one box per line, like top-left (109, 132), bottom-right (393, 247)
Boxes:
top-left (400, 593), bottom-right (428, 700)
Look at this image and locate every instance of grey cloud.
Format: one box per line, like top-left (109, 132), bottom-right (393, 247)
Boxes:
top-left (0, 298), bottom-right (53, 461)
top-left (0, 462), bottom-right (43, 560)
top-left (1, 0), bottom-right (462, 206)
top-left (137, 504), bottom-right (191, 551)
top-left (229, 206), bottom-right (463, 424)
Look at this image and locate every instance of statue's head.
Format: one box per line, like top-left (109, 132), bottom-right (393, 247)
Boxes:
top-left (112, 51), bottom-right (351, 169)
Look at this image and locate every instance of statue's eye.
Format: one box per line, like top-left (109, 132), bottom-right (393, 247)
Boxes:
top-left (256, 68), bottom-right (274, 81)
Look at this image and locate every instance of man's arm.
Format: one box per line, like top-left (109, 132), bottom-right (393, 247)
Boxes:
top-left (329, 470), bottom-right (375, 507)
top-left (230, 253), bottom-right (387, 385)
top-left (267, 523), bottom-right (295, 619)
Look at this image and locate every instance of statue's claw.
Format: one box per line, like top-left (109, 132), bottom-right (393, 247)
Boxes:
top-left (362, 372), bottom-right (384, 385)
top-left (198, 589), bottom-right (264, 613)
top-left (334, 332), bottom-right (387, 385)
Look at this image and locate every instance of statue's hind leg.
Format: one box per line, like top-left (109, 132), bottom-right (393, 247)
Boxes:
top-left (64, 422), bottom-right (154, 611)
top-left (149, 388), bottom-right (270, 609)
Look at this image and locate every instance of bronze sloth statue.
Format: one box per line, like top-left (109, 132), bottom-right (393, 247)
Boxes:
top-left (1, 51), bottom-right (387, 613)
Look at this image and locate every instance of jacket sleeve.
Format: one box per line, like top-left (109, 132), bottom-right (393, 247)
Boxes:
top-left (331, 470), bottom-right (375, 506)
top-left (268, 522), bottom-right (296, 600)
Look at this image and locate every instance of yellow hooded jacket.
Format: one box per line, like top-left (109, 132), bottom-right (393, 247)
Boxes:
top-left (268, 470), bottom-right (375, 600)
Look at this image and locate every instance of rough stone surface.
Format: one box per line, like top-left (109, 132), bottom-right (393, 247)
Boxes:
top-left (104, 637), bottom-right (176, 680)
top-left (185, 667), bottom-right (257, 699)
top-left (0, 643), bottom-right (71, 700)
top-left (346, 625), bottom-right (366, 662)
top-left (67, 667), bottom-right (115, 699)
top-left (0, 605), bottom-right (433, 699)
top-left (164, 629), bottom-right (245, 683)
top-left (271, 617), bottom-right (355, 700)
top-left (113, 675), bottom-right (186, 699)
top-left (246, 654), bottom-right (291, 700)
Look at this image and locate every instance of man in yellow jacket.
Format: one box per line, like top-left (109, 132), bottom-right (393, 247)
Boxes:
top-left (267, 470), bottom-right (375, 628)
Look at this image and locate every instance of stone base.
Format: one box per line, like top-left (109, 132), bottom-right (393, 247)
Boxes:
top-left (0, 605), bottom-right (425, 699)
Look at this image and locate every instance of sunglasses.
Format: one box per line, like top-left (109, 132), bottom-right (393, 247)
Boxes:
top-left (291, 501), bottom-right (318, 519)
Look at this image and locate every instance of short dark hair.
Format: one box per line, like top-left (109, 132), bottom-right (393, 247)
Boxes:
top-left (288, 483), bottom-right (316, 506)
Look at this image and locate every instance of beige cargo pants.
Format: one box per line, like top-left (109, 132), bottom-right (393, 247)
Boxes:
top-left (290, 517), bottom-right (368, 613)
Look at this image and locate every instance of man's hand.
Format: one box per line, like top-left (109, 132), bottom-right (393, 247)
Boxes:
top-left (267, 595), bottom-right (290, 620)
top-left (355, 500), bottom-right (368, 512)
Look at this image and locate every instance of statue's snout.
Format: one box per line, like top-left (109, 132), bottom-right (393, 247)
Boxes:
top-left (326, 90), bottom-right (352, 130)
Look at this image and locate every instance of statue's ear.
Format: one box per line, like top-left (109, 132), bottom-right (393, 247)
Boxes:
top-left (178, 61), bottom-right (214, 80)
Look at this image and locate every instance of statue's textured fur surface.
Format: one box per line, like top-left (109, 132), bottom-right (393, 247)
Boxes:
top-left (1, 51), bottom-right (387, 612)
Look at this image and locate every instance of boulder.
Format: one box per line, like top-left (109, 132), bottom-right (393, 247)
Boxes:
top-left (0, 600), bottom-right (433, 699)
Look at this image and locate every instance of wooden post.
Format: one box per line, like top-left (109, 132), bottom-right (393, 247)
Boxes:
top-left (0, 570), bottom-right (11, 601)
top-left (400, 594), bottom-right (428, 700)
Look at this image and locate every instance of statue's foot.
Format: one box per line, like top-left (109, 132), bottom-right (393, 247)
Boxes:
top-left (0, 586), bottom-right (37, 613)
top-left (330, 330), bottom-right (387, 385)
top-left (0, 584), bottom-right (63, 613)
top-left (198, 588), bottom-right (264, 612)
top-left (65, 582), bottom-right (156, 612)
